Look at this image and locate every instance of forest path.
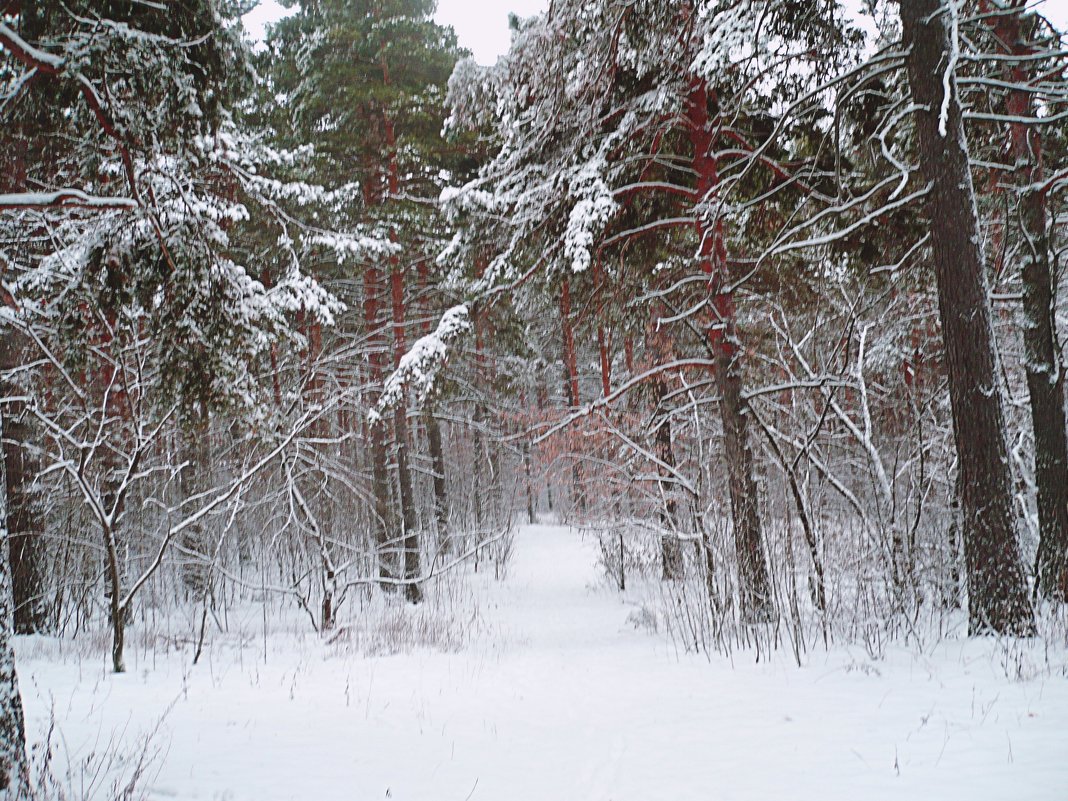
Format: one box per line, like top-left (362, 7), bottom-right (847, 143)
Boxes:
top-left (489, 522), bottom-right (632, 651)
top-left (15, 523), bottom-right (1068, 801)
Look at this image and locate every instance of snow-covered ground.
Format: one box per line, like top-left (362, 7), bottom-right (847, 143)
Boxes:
top-left (15, 524), bottom-right (1068, 800)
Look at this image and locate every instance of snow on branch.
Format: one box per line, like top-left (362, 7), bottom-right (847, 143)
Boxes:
top-left (306, 231), bottom-right (400, 262)
top-left (0, 21), bottom-right (144, 204)
top-left (0, 190), bottom-right (138, 211)
top-left (0, 22), bottom-right (65, 73)
top-left (563, 157), bottom-right (618, 273)
top-left (370, 304), bottom-right (471, 422)
top-left (939, 0), bottom-right (961, 137)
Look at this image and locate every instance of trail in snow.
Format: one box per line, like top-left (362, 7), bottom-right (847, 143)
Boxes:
top-left (493, 523), bottom-right (632, 649)
top-left (15, 524), bottom-right (1068, 801)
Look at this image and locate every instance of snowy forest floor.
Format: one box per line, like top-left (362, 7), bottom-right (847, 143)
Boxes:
top-left (14, 523), bottom-right (1068, 800)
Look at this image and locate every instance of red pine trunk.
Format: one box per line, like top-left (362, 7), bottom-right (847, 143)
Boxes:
top-left (687, 79), bottom-right (774, 621)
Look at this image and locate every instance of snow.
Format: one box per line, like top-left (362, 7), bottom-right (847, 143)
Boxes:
top-left (0, 21), bottom-right (65, 71)
top-left (939, 0), bottom-right (962, 138)
top-left (564, 157), bottom-right (618, 274)
top-left (16, 524), bottom-right (1068, 800)
top-left (374, 304), bottom-right (471, 419)
top-left (0, 190), bottom-right (137, 210)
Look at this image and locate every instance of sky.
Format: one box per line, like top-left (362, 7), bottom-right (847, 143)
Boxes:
top-left (242, 0), bottom-right (1068, 65)
top-left (1042, 0), bottom-right (1068, 31)
top-left (241, 0), bottom-right (549, 65)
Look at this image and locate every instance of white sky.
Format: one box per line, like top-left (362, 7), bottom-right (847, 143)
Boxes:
top-left (243, 1), bottom-right (1068, 62)
top-left (241, 0), bottom-right (549, 65)
top-left (1042, 0), bottom-right (1068, 32)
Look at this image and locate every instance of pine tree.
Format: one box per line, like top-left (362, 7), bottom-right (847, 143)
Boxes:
top-left (1, 0), bottom-right (336, 673)
top-left (259, 0), bottom-right (466, 600)
top-left (444, 0), bottom-right (857, 620)
top-left (899, 0), bottom-right (1035, 635)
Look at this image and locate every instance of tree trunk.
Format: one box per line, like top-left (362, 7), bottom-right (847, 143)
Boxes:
top-left (754, 409), bottom-right (827, 614)
top-left (943, 469), bottom-right (964, 609)
top-left (418, 263), bottom-right (451, 556)
top-left (104, 519), bottom-right (125, 674)
top-left (1020, 179), bottom-right (1068, 600)
top-left (987, 2), bottom-right (1068, 601)
top-left (425, 405), bottom-right (450, 553)
top-left (594, 258), bottom-right (612, 399)
top-left (652, 376), bottom-right (684, 580)
top-left (0, 395), bottom-right (46, 635)
top-left (365, 265), bottom-right (397, 588)
top-left (559, 277), bottom-right (585, 514)
top-left (687, 80), bottom-right (774, 622)
top-left (305, 319), bottom-right (337, 628)
top-left (900, 0), bottom-right (1034, 635)
top-left (179, 409), bottom-right (211, 599)
top-left (648, 310), bottom-right (684, 580)
top-left (98, 361), bottom-right (129, 673)
top-left (714, 315), bottom-right (775, 621)
top-left (523, 439), bottom-right (536, 525)
top-left (391, 268), bottom-right (422, 604)
top-left (375, 88), bottom-right (422, 599)
top-left (96, 401), bottom-right (127, 672)
top-left (0, 413), bottom-right (26, 794)
top-left (0, 210), bottom-right (46, 635)
top-left (517, 387), bottom-right (538, 526)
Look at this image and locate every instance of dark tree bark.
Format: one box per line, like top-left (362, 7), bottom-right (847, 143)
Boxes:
top-left (391, 267), bottom-right (422, 604)
top-left (559, 276), bottom-right (585, 515)
top-left (687, 80), bottom-right (774, 622)
top-left (365, 265), bottom-right (397, 588)
top-left (985, 1), bottom-right (1068, 600)
top-left (179, 408), bottom-right (211, 599)
top-left (376, 92), bottom-right (422, 601)
top-left (418, 263), bottom-right (451, 554)
top-left (92, 342), bottom-right (131, 673)
top-left (0, 379), bottom-right (47, 635)
top-left (0, 415), bottom-right (26, 794)
top-left (900, 0), bottom-right (1035, 634)
top-left (647, 310), bottom-right (684, 580)
top-left (652, 377), bottom-right (684, 580)
top-left (472, 400), bottom-right (488, 554)
top-left (943, 469), bottom-right (964, 609)
top-left (471, 294), bottom-right (505, 553)
top-left (306, 319), bottom-right (337, 630)
top-left (523, 439), bottom-right (536, 525)
top-left (753, 410), bottom-right (827, 614)
top-left (425, 404), bottom-right (450, 552)
top-left (1019, 158), bottom-right (1068, 603)
top-left (594, 258), bottom-right (612, 399)
top-left (1, 121), bottom-right (48, 637)
top-left (102, 515), bottom-right (126, 673)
